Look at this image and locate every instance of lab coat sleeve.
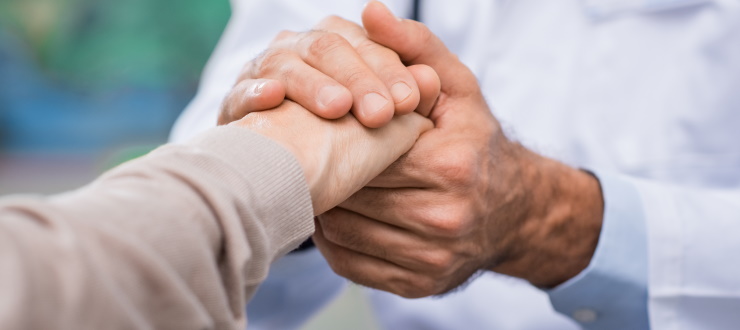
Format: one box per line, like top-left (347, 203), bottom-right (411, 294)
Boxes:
top-left (550, 170), bottom-right (740, 330)
top-left (548, 172), bottom-right (649, 330)
top-left (168, 1), bottom-right (415, 328)
top-left (637, 177), bottom-right (740, 329)
top-left (246, 247), bottom-right (347, 329)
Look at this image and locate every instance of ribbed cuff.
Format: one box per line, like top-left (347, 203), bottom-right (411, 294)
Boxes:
top-left (187, 126), bottom-right (315, 259)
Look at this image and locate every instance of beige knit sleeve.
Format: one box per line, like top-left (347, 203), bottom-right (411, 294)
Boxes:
top-left (0, 126), bottom-right (315, 330)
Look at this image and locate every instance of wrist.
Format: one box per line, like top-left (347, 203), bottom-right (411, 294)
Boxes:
top-left (491, 150), bottom-right (604, 288)
top-left (231, 114), bottom-right (324, 214)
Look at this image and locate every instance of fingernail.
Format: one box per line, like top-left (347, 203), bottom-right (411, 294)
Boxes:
top-left (362, 92), bottom-right (390, 117)
top-left (390, 82), bottom-right (412, 103)
top-left (318, 85), bottom-right (345, 109)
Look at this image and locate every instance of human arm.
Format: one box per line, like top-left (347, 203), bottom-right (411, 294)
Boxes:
top-left (310, 2), bottom-right (622, 327)
top-left (547, 171), bottom-right (649, 329)
top-left (315, 3), bottom-right (740, 329)
top-left (0, 126), bottom-right (313, 330)
top-left (0, 99), bottom-right (431, 329)
top-left (169, 1), bottom-right (417, 324)
top-left (550, 171), bottom-right (740, 329)
top-left (313, 1), bottom-right (604, 295)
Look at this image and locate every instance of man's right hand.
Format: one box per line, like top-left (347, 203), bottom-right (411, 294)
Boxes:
top-left (218, 16), bottom-right (441, 128)
top-left (311, 2), bottom-right (605, 297)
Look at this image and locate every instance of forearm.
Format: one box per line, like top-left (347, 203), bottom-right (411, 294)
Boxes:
top-left (0, 127), bottom-right (314, 329)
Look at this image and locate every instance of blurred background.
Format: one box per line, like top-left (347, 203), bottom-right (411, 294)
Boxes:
top-left (0, 0), bottom-right (230, 194)
top-left (0, 1), bottom-right (378, 329)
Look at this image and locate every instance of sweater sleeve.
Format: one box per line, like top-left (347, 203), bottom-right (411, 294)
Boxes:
top-left (0, 126), bottom-right (314, 330)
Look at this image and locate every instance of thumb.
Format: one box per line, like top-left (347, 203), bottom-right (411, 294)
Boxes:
top-left (377, 112), bottom-right (434, 158)
top-left (219, 79), bottom-right (286, 125)
top-left (362, 1), bottom-right (478, 97)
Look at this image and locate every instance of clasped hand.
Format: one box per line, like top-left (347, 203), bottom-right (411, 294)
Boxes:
top-left (227, 1), bottom-right (605, 298)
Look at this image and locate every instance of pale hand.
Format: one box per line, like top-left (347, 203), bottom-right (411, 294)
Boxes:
top-left (232, 101), bottom-right (432, 215)
top-left (219, 15), bottom-right (442, 128)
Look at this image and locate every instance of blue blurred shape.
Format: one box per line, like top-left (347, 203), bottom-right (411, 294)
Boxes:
top-left (0, 30), bottom-right (180, 154)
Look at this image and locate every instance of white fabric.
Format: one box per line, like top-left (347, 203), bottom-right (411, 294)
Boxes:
top-left (170, 0), bottom-right (740, 328)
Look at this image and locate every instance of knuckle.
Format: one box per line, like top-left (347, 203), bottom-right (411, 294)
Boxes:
top-left (318, 15), bottom-right (344, 27)
top-left (426, 215), bottom-right (463, 237)
top-left (319, 222), bottom-right (340, 243)
top-left (270, 30), bottom-right (298, 48)
top-left (409, 277), bottom-right (441, 298)
top-left (354, 39), bottom-right (383, 56)
top-left (272, 29), bottom-right (295, 42)
top-left (433, 147), bottom-right (479, 187)
top-left (393, 282), bottom-right (424, 299)
top-left (390, 273), bottom-right (445, 299)
top-left (251, 48), bottom-right (292, 78)
top-left (342, 68), bottom-right (370, 88)
top-left (325, 257), bottom-right (351, 278)
top-left (305, 31), bottom-right (348, 59)
top-left (422, 205), bottom-right (473, 238)
top-left (317, 15), bottom-right (362, 32)
top-left (418, 250), bottom-right (455, 272)
top-left (317, 218), bottom-right (344, 244)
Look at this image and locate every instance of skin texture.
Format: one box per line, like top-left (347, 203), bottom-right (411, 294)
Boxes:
top-left (232, 100), bottom-right (433, 215)
top-left (219, 16), bottom-right (442, 128)
top-left (224, 1), bottom-right (605, 297)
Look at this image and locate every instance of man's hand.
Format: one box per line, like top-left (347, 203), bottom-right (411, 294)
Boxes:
top-left (220, 16), bottom-right (441, 128)
top-left (312, 1), bottom-right (605, 298)
top-left (232, 101), bottom-right (432, 215)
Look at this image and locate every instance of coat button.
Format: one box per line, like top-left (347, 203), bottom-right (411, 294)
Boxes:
top-left (572, 309), bottom-right (598, 323)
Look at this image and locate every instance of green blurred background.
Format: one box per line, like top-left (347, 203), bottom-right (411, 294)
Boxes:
top-left (0, 2), bottom-right (380, 329)
top-left (0, 0), bottom-right (230, 193)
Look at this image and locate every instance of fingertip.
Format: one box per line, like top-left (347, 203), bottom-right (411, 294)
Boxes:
top-left (362, 1), bottom-right (398, 27)
top-left (390, 81), bottom-right (421, 115)
top-left (362, 1), bottom-right (407, 47)
top-left (422, 117), bottom-right (434, 132)
top-left (256, 79), bottom-right (286, 108)
top-left (406, 112), bottom-right (434, 133)
top-left (316, 85), bottom-right (353, 119)
top-left (356, 92), bottom-right (395, 128)
top-left (408, 64), bottom-right (441, 89)
top-left (407, 64), bottom-right (440, 117)
top-left (220, 79), bottom-right (286, 125)
top-left (356, 106), bottom-right (395, 129)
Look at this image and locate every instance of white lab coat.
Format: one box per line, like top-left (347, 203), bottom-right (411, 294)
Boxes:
top-left (170, 0), bottom-right (740, 329)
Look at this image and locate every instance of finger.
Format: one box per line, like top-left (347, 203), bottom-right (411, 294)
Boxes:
top-left (365, 128), bottom-right (447, 188)
top-left (244, 50), bottom-right (353, 119)
top-left (338, 187), bottom-right (454, 236)
top-left (219, 79), bottom-right (285, 125)
top-left (362, 1), bottom-right (479, 98)
top-left (315, 16), bottom-right (421, 115)
top-left (290, 30), bottom-right (396, 128)
top-left (406, 64), bottom-right (440, 117)
top-left (318, 208), bottom-right (451, 272)
top-left (365, 151), bottom-right (433, 188)
top-left (370, 112), bottom-right (433, 164)
top-left (313, 220), bottom-right (433, 298)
